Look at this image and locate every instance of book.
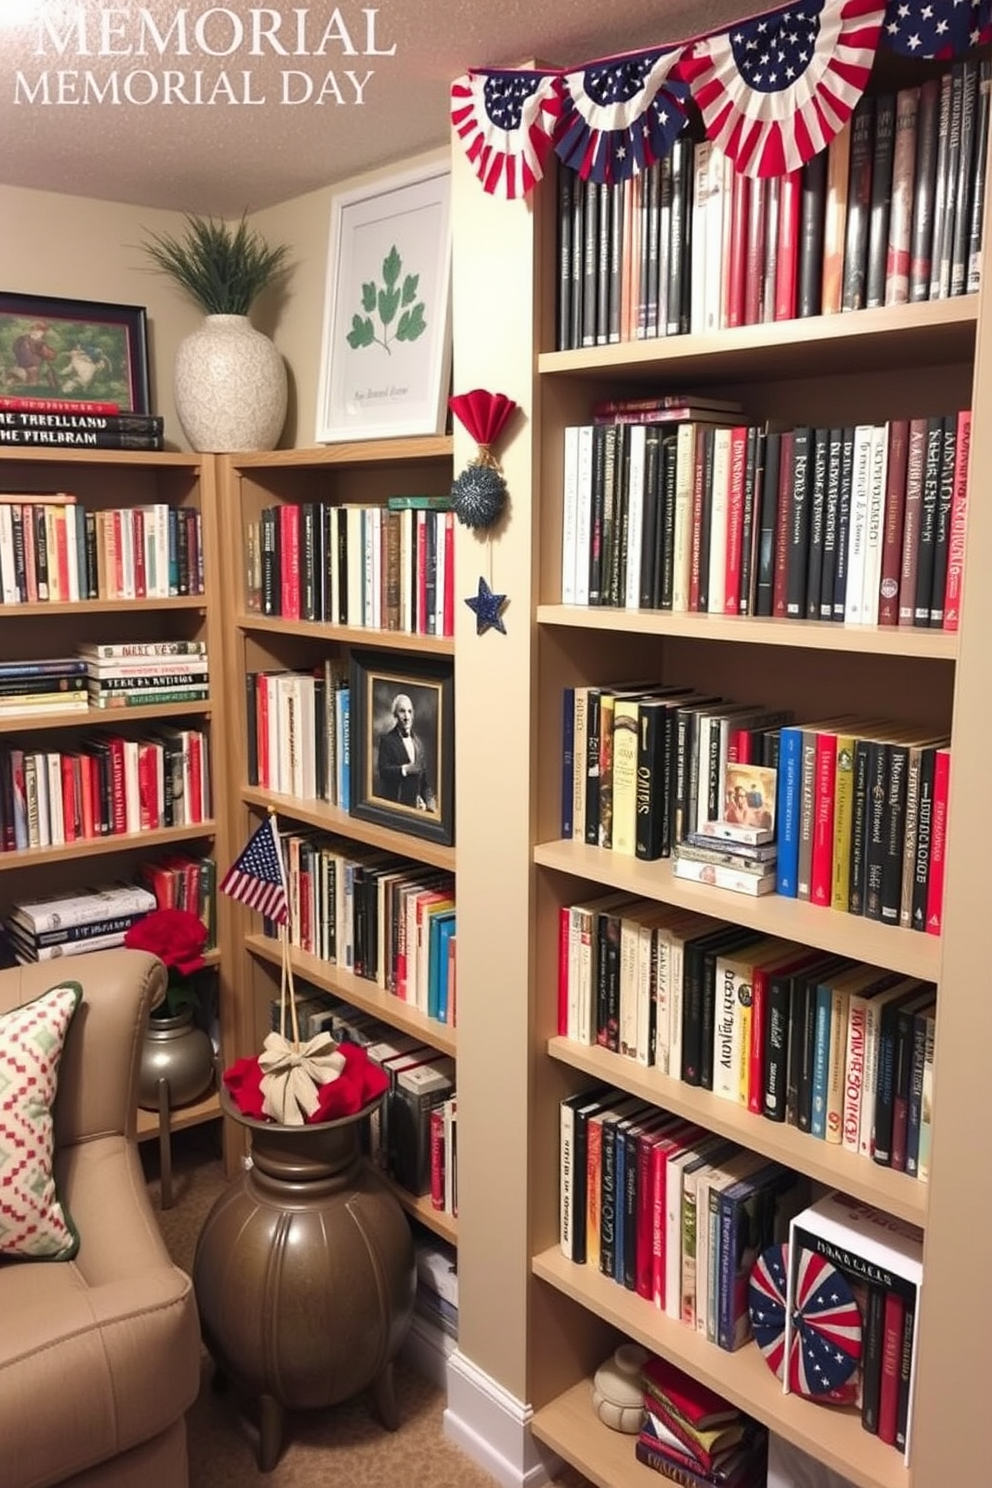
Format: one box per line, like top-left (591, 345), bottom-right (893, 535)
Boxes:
top-left (9, 881), bottom-right (156, 934)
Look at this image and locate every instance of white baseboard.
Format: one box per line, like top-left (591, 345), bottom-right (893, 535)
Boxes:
top-left (399, 1310), bottom-right (456, 1391)
top-left (443, 1350), bottom-right (560, 1488)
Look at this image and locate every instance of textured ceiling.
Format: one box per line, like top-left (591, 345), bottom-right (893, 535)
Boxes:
top-left (0, 0), bottom-right (752, 214)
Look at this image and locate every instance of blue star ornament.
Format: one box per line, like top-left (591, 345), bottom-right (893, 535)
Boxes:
top-left (465, 575), bottom-right (508, 635)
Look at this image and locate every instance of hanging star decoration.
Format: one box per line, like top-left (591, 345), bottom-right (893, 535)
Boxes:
top-left (465, 574), bottom-right (508, 635)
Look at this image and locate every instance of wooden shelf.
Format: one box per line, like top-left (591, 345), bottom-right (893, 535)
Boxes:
top-left (246, 932), bottom-right (457, 1057)
top-left (536, 605), bottom-right (958, 661)
top-left (0, 699), bottom-right (212, 733)
top-left (532, 1250), bottom-right (908, 1488)
top-left (534, 839), bottom-right (942, 982)
top-left (239, 613), bottom-right (454, 655)
top-left (0, 596), bottom-right (206, 617)
top-left (227, 436), bottom-right (454, 470)
top-left (0, 448), bottom-right (202, 470)
top-left (0, 820), bottom-right (216, 871)
top-left (547, 1036), bottom-right (926, 1228)
top-left (243, 786), bottom-right (456, 872)
top-left (538, 296), bottom-right (976, 385)
top-left (135, 1088), bottom-right (221, 1142)
top-left (379, 1169), bottom-right (457, 1246)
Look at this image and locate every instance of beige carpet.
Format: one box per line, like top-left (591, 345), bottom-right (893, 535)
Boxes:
top-left (144, 1128), bottom-right (593, 1488)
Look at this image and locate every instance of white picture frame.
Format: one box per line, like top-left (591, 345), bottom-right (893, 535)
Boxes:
top-left (315, 160), bottom-right (452, 443)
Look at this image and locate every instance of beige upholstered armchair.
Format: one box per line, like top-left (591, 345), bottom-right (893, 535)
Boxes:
top-left (0, 949), bottom-right (201, 1488)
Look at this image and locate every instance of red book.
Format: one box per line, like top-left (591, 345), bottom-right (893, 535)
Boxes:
top-left (898, 419), bottom-right (928, 624)
top-left (775, 170), bottom-right (802, 320)
top-left (279, 502), bottom-right (301, 620)
top-left (878, 1291), bottom-right (905, 1446)
top-left (809, 729), bottom-right (838, 907)
top-left (725, 169), bottom-right (750, 329)
top-left (112, 509), bottom-right (125, 598)
top-left (187, 730), bottom-right (203, 824)
top-left (688, 428), bottom-right (708, 613)
top-left (642, 1353), bottom-right (739, 1429)
top-left (255, 674), bottom-right (270, 790)
top-left (53, 508), bottom-right (71, 603)
top-left (723, 426), bottom-right (749, 614)
top-left (744, 176), bottom-right (767, 325)
top-left (925, 747), bottom-right (951, 935)
top-left (557, 905), bottom-right (570, 1037)
top-left (877, 419), bottom-right (909, 626)
top-left (107, 735), bottom-right (126, 835)
top-left (21, 506), bottom-right (38, 602)
top-left (0, 395), bottom-right (120, 415)
top-left (133, 508), bottom-right (147, 599)
top-left (78, 754), bottom-right (96, 841)
top-left (59, 753), bottom-right (77, 843)
top-left (442, 511), bottom-right (455, 637)
top-left (942, 408), bottom-right (971, 632)
top-left (772, 430), bottom-right (795, 617)
top-left (429, 1105), bottom-right (446, 1210)
top-left (416, 510), bottom-right (428, 633)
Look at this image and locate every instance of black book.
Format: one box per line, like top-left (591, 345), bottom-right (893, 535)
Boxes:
top-left (892, 988), bottom-right (936, 1173)
top-left (581, 174), bottom-right (599, 349)
top-left (656, 152), bottom-right (673, 335)
top-left (606, 423), bottom-right (628, 606)
top-left (584, 688), bottom-right (604, 845)
top-left (556, 164), bottom-right (574, 351)
top-left (935, 63), bottom-right (966, 299)
top-left (914, 415), bottom-right (945, 625)
top-left (634, 698), bottom-right (670, 861)
top-left (595, 903), bottom-right (625, 1052)
top-left (638, 427), bottom-right (663, 607)
top-left (928, 416), bottom-right (956, 626)
top-left (322, 504), bottom-right (335, 621)
top-left (950, 59), bottom-right (979, 297)
top-left (561, 1087), bottom-right (610, 1266)
top-left (680, 924), bottom-right (752, 1087)
top-left (667, 135), bottom-right (691, 336)
top-left (300, 503), bottom-right (318, 621)
top-left (874, 983), bottom-right (931, 1167)
top-left (31, 506), bottom-right (49, 601)
top-left (0, 427), bottom-right (163, 451)
top-left (754, 428), bottom-right (781, 617)
top-left (967, 59), bottom-right (991, 293)
top-left (910, 76), bottom-right (942, 300)
top-left (847, 733), bottom-right (874, 916)
top-left (797, 148), bottom-right (828, 317)
top-left (599, 1100), bottom-right (648, 1277)
top-left (895, 1285), bottom-right (918, 1453)
top-left (842, 94), bottom-right (875, 310)
top-left (570, 173), bottom-right (586, 352)
top-left (606, 180), bottom-right (623, 345)
top-left (862, 739), bottom-right (891, 923)
top-left (880, 739), bottom-right (911, 927)
top-left (928, 71), bottom-right (956, 300)
top-left (866, 93), bottom-right (897, 309)
top-left (643, 159), bottom-right (662, 338)
top-left (588, 423), bottom-right (609, 605)
top-left (831, 426), bottom-right (856, 620)
top-left (789, 956), bottom-right (850, 1132)
top-left (784, 425), bottom-right (812, 619)
top-left (336, 505), bottom-right (348, 623)
top-left (596, 180), bottom-right (612, 348)
top-left (818, 427), bottom-right (843, 618)
top-left (657, 432), bottom-right (679, 608)
top-left (861, 1283), bottom-right (887, 1435)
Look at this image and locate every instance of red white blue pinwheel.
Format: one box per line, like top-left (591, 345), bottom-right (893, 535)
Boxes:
top-left (554, 47), bottom-right (691, 185)
top-left (450, 70), bottom-right (562, 199)
top-left (882, 0), bottom-right (992, 56)
top-left (749, 1241), bottom-right (790, 1380)
top-left (679, 0), bottom-right (885, 177)
top-left (787, 1246), bottom-right (863, 1398)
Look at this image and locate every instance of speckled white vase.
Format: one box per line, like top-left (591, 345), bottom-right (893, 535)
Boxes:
top-left (174, 313), bottom-right (287, 453)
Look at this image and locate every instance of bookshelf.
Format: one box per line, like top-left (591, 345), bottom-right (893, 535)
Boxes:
top-left (217, 438), bottom-right (458, 1245)
top-left (448, 49), bottom-right (991, 1488)
top-left (0, 446), bottom-right (234, 1153)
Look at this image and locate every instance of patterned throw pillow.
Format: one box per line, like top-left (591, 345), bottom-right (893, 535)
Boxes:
top-left (0, 981), bottom-right (81, 1261)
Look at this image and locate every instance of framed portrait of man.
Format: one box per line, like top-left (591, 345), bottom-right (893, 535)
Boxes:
top-left (349, 649), bottom-right (454, 846)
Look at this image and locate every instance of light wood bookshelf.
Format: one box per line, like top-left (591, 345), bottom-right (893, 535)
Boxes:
top-left (0, 446), bottom-right (235, 1159)
top-left (216, 440), bottom-right (458, 1239)
top-left (447, 52), bottom-right (992, 1488)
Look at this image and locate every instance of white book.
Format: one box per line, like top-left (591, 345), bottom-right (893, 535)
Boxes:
top-left (571, 685), bottom-right (588, 843)
top-left (65, 506), bottom-right (80, 602)
top-left (671, 421), bottom-right (698, 611)
top-left (119, 506), bottom-right (135, 600)
top-left (561, 424), bottom-right (580, 604)
top-left (712, 951), bottom-right (740, 1102)
top-left (689, 139), bottom-right (712, 335)
top-left (623, 424), bottom-right (647, 609)
top-left (0, 504), bottom-right (18, 603)
top-left (346, 505), bottom-right (364, 628)
top-left (706, 426), bottom-right (732, 612)
top-left (370, 505), bottom-right (382, 628)
top-left (664, 1134), bottom-right (724, 1320)
top-left (45, 751), bottom-right (64, 846)
top-left (574, 424), bottom-right (594, 606)
top-left (399, 507), bottom-right (413, 631)
top-left (843, 423), bottom-right (875, 622)
top-left (122, 736), bottom-right (141, 834)
top-left (861, 422), bottom-right (888, 625)
top-left (10, 881), bottom-right (156, 934)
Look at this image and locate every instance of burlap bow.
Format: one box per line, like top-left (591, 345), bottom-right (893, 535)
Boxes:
top-left (258, 1030), bottom-right (346, 1125)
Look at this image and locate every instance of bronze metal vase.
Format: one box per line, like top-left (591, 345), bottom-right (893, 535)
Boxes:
top-left (192, 1090), bottom-right (416, 1471)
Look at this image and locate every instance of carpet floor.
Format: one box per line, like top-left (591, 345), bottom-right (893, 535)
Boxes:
top-left (143, 1126), bottom-right (594, 1488)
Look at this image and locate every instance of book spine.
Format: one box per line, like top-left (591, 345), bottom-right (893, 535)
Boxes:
top-left (0, 427), bottom-right (163, 450)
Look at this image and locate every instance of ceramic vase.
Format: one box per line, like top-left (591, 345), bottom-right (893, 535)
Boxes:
top-left (137, 1007), bottom-right (215, 1110)
top-left (173, 313), bottom-right (287, 452)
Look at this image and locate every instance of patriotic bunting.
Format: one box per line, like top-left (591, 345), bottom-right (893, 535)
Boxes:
top-left (450, 69), bottom-right (562, 199)
top-left (678, 0), bottom-right (885, 178)
top-left (554, 47), bottom-right (690, 185)
top-left (883, 0), bottom-right (992, 57)
top-left (787, 1246), bottom-right (863, 1398)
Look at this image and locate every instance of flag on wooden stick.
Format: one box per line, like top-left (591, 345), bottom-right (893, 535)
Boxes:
top-left (219, 814), bottom-right (289, 924)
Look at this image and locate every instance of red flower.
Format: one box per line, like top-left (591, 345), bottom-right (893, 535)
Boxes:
top-left (124, 908), bottom-right (208, 977)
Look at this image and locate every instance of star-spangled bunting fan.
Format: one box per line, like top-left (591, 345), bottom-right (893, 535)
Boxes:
top-left (882, 0), bottom-right (992, 56)
top-left (749, 1242), bottom-right (791, 1381)
top-left (219, 814), bottom-right (289, 925)
top-left (554, 46), bottom-right (691, 184)
top-left (451, 69), bottom-right (562, 199)
top-left (676, 0), bottom-right (885, 177)
top-left (787, 1246), bottom-right (863, 1398)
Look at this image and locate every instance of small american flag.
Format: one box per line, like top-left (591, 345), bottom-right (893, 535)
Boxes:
top-left (219, 815), bottom-right (288, 924)
top-left (883, 0), bottom-right (991, 57)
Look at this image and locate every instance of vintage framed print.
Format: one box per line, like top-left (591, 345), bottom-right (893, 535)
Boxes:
top-left (0, 293), bottom-right (151, 413)
top-left (316, 161), bottom-right (451, 443)
top-left (349, 649), bottom-right (454, 846)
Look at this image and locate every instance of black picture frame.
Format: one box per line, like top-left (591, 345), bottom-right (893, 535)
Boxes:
top-left (0, 292), bottom-right (151, 414)
top-left (350, 649), bottom-right (454, 847)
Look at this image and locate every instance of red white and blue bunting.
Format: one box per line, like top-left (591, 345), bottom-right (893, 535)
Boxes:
top-left (451, 0), bottom-right (989, 198)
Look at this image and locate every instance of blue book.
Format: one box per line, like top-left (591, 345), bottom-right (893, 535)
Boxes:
top-left (775, 725), bottom-right (803, 896)
top-left (337, 687), bottom-right (350, 809)
top-left (716, 1161), bottom-right (790, 1352)
top-left (809, 980), bottom-right (833, 1140)
top-left (435, 916), bottom-right (457, 1024)
top-left (561, 686), bottom-right (575, 838)
top-left (427, 910), bottom-right (456, 1021)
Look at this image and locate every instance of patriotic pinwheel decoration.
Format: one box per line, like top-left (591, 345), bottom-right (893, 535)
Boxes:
top-left (451, 70), bottom-right (562, 199)
top-left (749, 1241), bottom-right (791, 1381)
top-left (679, 0), bottom-right (885, 177)
top-left (787, 1246), bottom-right (863, 1399)
top-left (554, 47), bottom-right (691, 185)
top-left (882, 0), bottom-right (992, 57)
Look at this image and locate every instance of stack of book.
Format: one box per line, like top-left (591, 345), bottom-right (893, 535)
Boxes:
top-left (0, 657), bottom-right (88, 718)
top-left (412, 1228), bottom-right (458, 1342)
top-left (636, 1353), bottom-right (767, 1487)
top-left (81, 640), bottom-right (209, 710)
top-left (673, 762), bottom-right (778, 898)
top-left (5, 881), bottom-right (157, 963)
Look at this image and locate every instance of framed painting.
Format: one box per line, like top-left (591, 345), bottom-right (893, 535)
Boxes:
top-left (349, 649), bottom-right (454, 846)
top-left (0, 293), bottom-right (151, 413)
top-left (316, 161), bottom-right (451, 443)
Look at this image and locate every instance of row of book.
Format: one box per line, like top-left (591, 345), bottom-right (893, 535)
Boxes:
top-left (272, 991), bottom-right (458, 1210)
top-left (557, 898), bottom-right (937, 1181)
top-left (245, 496), bottom-right (456, 638)
top-left (246, 662), bottom-right (350, 809)
top-left (556, 59), bottom-right (989, 350)
top-left (635, 1352), bottom-right (766, 1488)
top-left (560, 406), bottom-right (971, 629)
top-left (0, 410), bottom-right (164, 450)
top-left (260, 832), bottom-right (456, 1026)
top-left (82, 640), bottom-right (210, 711)
top-left (0, 656), bottom-right (89, 718)
top-left (0, 493), bottom-right (204, 604)
top-left (4, 862), bottom-right (216, 963)
top-left (560, 684), bottom-right (951, 933)
top-left (0, 725), bottom-right (211, 853)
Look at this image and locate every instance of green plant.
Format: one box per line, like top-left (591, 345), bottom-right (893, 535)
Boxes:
top-left (347, 245), bottom-right (427, 355)
top-left (141, 212), bottom-right (289, 316)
